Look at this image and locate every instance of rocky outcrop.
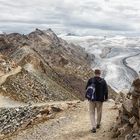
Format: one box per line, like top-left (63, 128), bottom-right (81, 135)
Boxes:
top-left (112, 78), bottom-right (140, 140)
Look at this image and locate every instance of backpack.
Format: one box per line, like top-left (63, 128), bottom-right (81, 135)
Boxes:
top-left (85, 84), bottom-right (96, 101)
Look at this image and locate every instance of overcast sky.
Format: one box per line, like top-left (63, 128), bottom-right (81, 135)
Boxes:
top-left (0, 0), bottom-right (140, 36)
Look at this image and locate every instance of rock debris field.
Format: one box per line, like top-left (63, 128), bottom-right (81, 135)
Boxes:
top-left (2, 101), bottom-right (117, 140)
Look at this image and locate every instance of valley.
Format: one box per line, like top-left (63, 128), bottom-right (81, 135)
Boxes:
top-left (62, 35), bottom-right (140, 93)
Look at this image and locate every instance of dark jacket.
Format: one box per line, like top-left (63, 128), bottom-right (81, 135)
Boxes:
top-left (86, 76), bottom-right (108, 102)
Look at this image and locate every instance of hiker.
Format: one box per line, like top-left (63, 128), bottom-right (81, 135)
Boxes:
top-left (85, 69), bottom-right (108, 133)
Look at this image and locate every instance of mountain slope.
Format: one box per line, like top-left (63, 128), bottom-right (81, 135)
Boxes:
top-left (0, 29), bottom-right (94, 103)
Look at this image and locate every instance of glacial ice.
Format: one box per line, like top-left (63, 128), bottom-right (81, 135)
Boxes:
top-left (61, 35), bottom-right (140, 93)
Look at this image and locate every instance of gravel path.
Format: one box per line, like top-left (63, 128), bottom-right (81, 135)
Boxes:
top-left (6, 101), bottom-right (117, 140)
top-left (0, 66), bottom-right (26, 107)
top-left (0, 66), bottom-right (21, 85)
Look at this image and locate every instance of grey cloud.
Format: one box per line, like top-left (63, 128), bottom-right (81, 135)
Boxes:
top-left (66, 20), bottom-right (134, 31)
top-left (0, 0), bottom-right (140, 35)
top-left (0, 19), bottom-right (61, 25)
top-left (115, 5), bottom-right (139, 12)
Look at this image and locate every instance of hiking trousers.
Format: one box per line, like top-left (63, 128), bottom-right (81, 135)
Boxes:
top-left (89, 101), bottom-right (103, 128)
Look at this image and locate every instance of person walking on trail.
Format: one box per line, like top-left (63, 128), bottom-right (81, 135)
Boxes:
top-left (85, 69), bottom-right (108, 133)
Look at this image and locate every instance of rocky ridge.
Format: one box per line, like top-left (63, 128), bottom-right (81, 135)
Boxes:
top-left (0, 28), bottom-right (94, 103)
top-left (112, 78), bottom-right (140, 140)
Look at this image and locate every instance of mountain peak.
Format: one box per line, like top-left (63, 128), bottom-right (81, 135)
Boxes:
top-left (46, 28), bottom-right (54, 32)
top-left (29, 28), bottom-right (45, 36)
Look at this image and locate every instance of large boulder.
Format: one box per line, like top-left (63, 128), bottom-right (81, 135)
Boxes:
top-left (123, 99), bottom-right (133, 115)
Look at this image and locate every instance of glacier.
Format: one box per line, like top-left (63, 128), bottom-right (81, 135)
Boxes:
top-left (60, 35), bottom-right (140, 93)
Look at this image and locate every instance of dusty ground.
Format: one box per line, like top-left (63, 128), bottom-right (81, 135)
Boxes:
top-left (5, 101), bottom-right (118, 140)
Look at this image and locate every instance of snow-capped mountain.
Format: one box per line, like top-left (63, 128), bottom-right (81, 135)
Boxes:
top-left (60, 35), bottom-right (140, 93)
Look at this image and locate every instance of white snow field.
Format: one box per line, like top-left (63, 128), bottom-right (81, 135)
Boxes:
top-left (61, 35), bottom-right (140, 93)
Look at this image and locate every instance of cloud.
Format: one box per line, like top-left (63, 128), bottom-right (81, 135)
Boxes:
top-left (0, 0), bottom-right (140, 35)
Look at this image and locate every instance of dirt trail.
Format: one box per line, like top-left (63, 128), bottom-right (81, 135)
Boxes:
top-left (0, 66), bottom-right (21, 85)
top-left (0, 66), bottom-right (25, 107)
top-left (6, 101), bottom-right (118, 140)
top-left (0, 95), bottom-right (27, 107)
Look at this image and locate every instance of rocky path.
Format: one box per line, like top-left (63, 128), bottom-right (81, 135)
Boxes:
top-left (6, 101), bottom-right (118, 140)
top-left (0, 95), bottom-right (26, 107)
top-left (0, 66), bottom-right (21, 85)
top-left (0, 66), bottom-right (25, 107)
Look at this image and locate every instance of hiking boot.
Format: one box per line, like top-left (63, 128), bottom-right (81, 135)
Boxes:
top-left (91, 128), bottom-right (96, 133)
top-left (96, 124), bottom-right (101, 129)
